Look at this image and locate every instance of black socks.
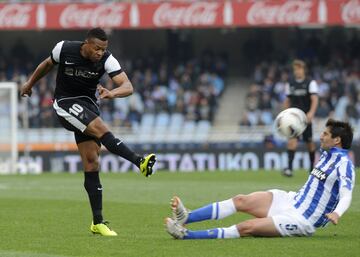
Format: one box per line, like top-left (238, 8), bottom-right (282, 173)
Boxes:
top-left (84, 171), bottom-right (103, 225)
top-left (309, 151), bottom-right (315, 171)
top-left (100, 132), bottom-right (142, 168)
top-left (287, 149), bottom-right (315, 171)
top-left (287, 149), bottom-right (295, 170)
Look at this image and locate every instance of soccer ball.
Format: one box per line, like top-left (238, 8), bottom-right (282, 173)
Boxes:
top-left (275, 108), bottom-right (307, 138)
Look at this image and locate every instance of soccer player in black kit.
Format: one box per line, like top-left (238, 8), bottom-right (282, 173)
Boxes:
top-left (283, 60), bottom-right (319, 177)
top-left (20, 28), bottom-right (156, 236)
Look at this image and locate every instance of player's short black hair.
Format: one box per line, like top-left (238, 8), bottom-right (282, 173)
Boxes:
top-left (326, 119), bottom-right (354, 149)
top-left (292, 59), bottom-right (307, 70)
top-left (86, 27), bottom-right (108, 41)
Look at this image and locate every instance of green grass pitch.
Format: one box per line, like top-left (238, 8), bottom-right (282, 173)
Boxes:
top-left (0, 170), bottom-right (359, 257)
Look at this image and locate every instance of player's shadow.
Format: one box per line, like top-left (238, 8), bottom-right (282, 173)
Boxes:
top-left (310, 234), bottom-right (352, 239)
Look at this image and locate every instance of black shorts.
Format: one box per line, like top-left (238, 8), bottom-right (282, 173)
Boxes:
top-left (299, 123), bottom-right (313, 142)
top-left (53, 96), bottom-right (101, 145)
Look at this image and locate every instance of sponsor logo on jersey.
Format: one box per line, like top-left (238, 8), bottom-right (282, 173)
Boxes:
top-left (64, 67), bottom-right (74, 76)
top-left (64, 67), bottom-right (99, 79)
top-left (311, 168), bottom-right (327, 181)
top-left (292, 88), bottom-right (308, 96)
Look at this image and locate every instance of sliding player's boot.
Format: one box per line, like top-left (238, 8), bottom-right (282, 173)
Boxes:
top-left (164, 217), bottom-right (187, 239)
top-left (171, 196), bottom-right (189, 225)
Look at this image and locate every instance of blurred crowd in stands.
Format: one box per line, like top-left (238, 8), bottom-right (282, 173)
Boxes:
top-left (241, 33), bottom-right (360, 127)
top-left (0, 40), bottom-right (226, 128)
top-left (2, 29), bottom-right (359, 131)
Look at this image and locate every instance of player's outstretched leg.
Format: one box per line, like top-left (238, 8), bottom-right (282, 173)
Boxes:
top-left (86, 117), bottom-right (156, 177)
top-left (171, 192), bottom-right (272, 225)
top-left (165, 217), bottom-right (279, 240)
top-left (100, 132), bottom-right (156, 176)
top-left (139, 153), bottom-right (156, 177)
top-left (165, 217), bottom-right (239, 239)
top-left (171, 196), bottom-right (236, 225)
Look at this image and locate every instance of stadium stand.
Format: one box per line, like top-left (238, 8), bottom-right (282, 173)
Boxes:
top-left (0, 45), bottom-right (227, 142)
top-left (1, 28), bottom-right (359, 144)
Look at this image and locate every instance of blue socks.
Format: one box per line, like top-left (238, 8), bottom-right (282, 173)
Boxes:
top-left (179, 199), bottom-right (239, 240)
top-left (184, 225), bottom-right (240, 239)
top-left (186, 203), bottom-right (214, 223)
top-left (184, 228), bottom-right (219, 239)
top-left (186, 199), bottom-right (237, 224)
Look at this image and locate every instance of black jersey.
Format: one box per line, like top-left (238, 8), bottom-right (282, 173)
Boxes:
top-left (285, 78), bottom-right (318, 113)
top-left (50, 40), bottom-right (122, 101)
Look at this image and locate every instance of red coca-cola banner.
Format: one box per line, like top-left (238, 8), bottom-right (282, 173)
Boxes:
top-left (233, 1), bottom-right (319, 27)
top-left (326, 0), bottom-right (360, 25)
top-left (138, 2), bottom-right (225, 28)
top-left (0, 1), bottom-right (359, 30)
top-left (45, 3), bottom-right (130, 29)
top-left (0, 3), bottom-right (37, 29)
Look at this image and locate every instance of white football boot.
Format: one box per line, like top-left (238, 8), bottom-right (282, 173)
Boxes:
top-left (164, 217), bottom-right (187, 239)
top-left (171, 196), bottom-right (189, 225)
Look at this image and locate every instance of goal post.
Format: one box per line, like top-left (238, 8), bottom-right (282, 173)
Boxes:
top-left (0, 82), bottom-right (18, 174)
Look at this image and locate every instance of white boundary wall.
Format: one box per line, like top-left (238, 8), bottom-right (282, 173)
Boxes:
top-left (0, 82), bottom-right (18, 174)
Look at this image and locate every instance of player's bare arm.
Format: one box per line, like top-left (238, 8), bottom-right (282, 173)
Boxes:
top-left (283, 82), bottom-right (291, 109)
top-left (98, 72), bottom-right (133, 99)
top-left (306, 94), bottom-right (319, 122)
top-left (20, 57), bottom-right (55, 97)
top-left (283, 97), bottom-right (290, 109)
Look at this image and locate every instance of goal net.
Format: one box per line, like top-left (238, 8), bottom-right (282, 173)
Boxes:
top-left (0, 82), bottom-right (18, 174)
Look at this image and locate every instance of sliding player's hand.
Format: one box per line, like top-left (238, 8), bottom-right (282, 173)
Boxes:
top-left (325, 212), bottom-right (339, 225)
top-left (20, 82), bottom-right (33, 97)
top-left (98, 85), bottom-right (114, 99)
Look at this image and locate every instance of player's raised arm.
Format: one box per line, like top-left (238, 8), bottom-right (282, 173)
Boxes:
top-left (20, 40), bottom-right (63, 97)
top-left (98, 72), bottom-right (133, 99)
top-left (99, 54), bottom-right (133, 99)
top-left (20, 57), bottom-right (55, 97)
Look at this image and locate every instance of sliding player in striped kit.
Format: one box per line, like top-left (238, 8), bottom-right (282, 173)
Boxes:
top-left (165, 119), bottom-right (355, 239)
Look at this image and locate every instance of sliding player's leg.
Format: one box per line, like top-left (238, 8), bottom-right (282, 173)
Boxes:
top-left (76, 136), bottom-right (117, 236)
top-left (171, 191), bottom-right (273, 225)
top-left (85, 116), bottom-right (156, 177)
top-left (165, 217), bottom-right (279, 239)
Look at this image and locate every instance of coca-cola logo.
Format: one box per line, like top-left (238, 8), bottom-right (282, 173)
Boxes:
top-left (153, 2), bottom-right (219, 27)
top-left (247, 1), bottom-right (313, 25)
top-left (60, 4), bottom-right (126, 28)
top-left (0, 4), bottom-right (32, 27)
top-left (342, 0), bottom-right (360, 24)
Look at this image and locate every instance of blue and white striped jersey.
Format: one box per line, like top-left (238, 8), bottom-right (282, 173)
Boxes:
top-left (293, 147), bottom-right (355, 228)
